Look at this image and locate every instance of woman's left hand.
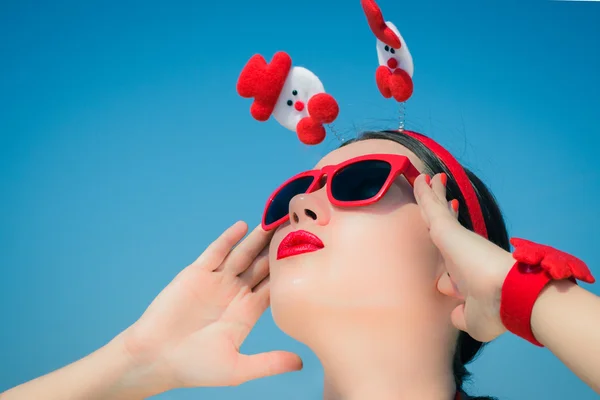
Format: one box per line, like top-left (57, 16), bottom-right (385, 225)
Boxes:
top-left (413, 173), bottom-right (516, 342)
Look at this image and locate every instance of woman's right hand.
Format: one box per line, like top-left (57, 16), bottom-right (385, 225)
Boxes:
top-left (121, 221), bottom-right (303, 391)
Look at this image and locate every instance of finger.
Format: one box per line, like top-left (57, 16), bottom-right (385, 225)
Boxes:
top-left (252, 275), bottom-right (270, 296)
top-left (437, 272), bottom-right (464, 299)
top-left (450, 303), bottom-right (468, 332)
top-left (222, 277), bottom-right (271, 346)
top-left (237, 249), bottom-right (270, 289)
top-left (414, 173), bottom-right (455, 229)
top-left (247, 277), bottom-right (271, 329)
top-left (192, 221), bottom-right (249, 271)
top-left (448, 199), bottom-right (459, 219)
top-left (216, 224), bottom-right (274, 275)
top-left (430, 173), bottom-right (447, 203)
top-left (413, 174), bottom-right (432, 227)
top-left (233, 351), bottom-right (303, 385)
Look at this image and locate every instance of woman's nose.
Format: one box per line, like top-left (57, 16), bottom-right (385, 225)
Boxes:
top-left (288, 193), bottom-right (331, 227)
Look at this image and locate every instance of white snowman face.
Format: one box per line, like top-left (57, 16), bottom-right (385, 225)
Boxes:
top-left (376, 21), bottom-right (414, 77)
top-left (273, 66), bottom-right (325, 132)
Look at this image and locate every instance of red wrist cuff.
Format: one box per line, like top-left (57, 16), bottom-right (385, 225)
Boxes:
top-left (500, 262), bottom-right (550, 347)
top-left (500, 238), bottom-right (595, 348)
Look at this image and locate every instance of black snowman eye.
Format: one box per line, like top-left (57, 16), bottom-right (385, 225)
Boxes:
top-left (390, 48), bottom-right (396, 54)
top-left (384, 45), bottom-right (390, 52)
top-left (287, 100), bottom-right (293, 106)
top-left (292, 90), bottom-right (298, 96)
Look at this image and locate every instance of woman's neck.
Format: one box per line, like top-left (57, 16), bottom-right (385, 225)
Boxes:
top-left (323, 371), bottom-right (455, 400)
top-left (313, 319), bottom-right (457, 400)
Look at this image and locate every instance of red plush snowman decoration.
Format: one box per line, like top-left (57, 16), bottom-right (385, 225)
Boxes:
top-left (361, 0), bottom-right (414, 102)
top-left (236, 52), bottom-right (339, 145)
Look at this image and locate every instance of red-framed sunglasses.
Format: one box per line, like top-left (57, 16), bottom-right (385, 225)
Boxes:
top-left (262, 154), bottom-right (420, 231)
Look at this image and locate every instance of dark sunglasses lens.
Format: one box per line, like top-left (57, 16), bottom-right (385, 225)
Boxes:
top-left (265, 176), bottom-right (314, 226)
top-left (331, 160), bottom-right (392, 202)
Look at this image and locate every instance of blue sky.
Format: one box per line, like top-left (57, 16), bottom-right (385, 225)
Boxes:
top-left (1, 0), bottom-right (599, 399)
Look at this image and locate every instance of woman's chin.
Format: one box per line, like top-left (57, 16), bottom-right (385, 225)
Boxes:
top-left (270, 291), bottom-right (411, 348)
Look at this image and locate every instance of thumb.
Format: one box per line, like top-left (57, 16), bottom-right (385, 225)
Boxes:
top-left (450, 303), bottom-right (468, 332)
top-left (233, 351), bottom-right (303, 384)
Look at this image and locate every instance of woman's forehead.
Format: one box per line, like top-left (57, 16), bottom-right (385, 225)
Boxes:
top-left (313, 139), bottom-right (426, 171)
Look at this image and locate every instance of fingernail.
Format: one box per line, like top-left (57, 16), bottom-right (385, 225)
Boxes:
top-left (440, 173), bottom-right (447, 186)
top-left (425, 174), bottom-right (431, 185)
top-left (450, 199), bottom-right (459, 212)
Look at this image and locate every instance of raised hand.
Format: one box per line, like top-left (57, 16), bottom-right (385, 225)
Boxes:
top-left (413, 174), bottom-right (516, 342)
top-left (122, 221), bottom-right (303, 390)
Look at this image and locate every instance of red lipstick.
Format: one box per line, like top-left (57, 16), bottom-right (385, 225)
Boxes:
top-left (277, 230), bottom-right (324, 260)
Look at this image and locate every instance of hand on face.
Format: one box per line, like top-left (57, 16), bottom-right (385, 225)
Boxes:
top-left (414, 173), bottom-right (516, 342)
top-left (121, 221), bottom-right (302, 390)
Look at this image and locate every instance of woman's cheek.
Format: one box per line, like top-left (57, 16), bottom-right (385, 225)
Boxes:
top-left (328, 206), bottom-right (440, 293)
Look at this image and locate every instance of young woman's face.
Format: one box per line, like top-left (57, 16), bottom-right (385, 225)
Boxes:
top-left (268, 139), bottom-right (455, 347)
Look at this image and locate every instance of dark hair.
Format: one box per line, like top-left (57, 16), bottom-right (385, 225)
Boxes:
top-left (341, 130), bottom-right (508, 400)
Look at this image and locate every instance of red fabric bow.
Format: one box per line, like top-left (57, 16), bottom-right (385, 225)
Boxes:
top-left (511, 238), bottom-right (595, 283)
top-left (501, 238), bottom-right (595, 347)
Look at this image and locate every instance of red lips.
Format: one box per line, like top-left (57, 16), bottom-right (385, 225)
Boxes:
top-left (277, 230), bottom-right (324, 260)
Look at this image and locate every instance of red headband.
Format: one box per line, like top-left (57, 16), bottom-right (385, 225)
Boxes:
top-left (403, 130), bottom-right (488, 239)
